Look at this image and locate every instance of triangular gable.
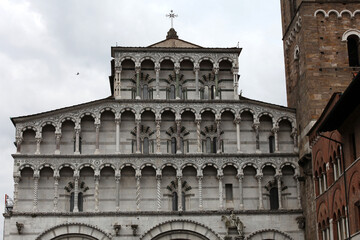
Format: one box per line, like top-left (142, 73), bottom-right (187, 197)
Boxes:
top-left (148, 38), bottom-right (202, 48)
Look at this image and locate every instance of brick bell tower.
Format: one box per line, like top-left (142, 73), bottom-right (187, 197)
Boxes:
top-left (280, 0), bottom-right (360, 239)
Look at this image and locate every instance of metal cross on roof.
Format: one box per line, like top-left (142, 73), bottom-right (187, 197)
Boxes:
top-left (166, 10), bottom-right (178, 29)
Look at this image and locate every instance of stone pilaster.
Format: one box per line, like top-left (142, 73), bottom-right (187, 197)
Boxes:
top-left (15, 137), bottom-right (23, 154)
top-left (114, 67), bottom-right (122, 100)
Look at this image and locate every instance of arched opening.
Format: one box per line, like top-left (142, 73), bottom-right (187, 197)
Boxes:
top-left (269, 136), bottom-right (275, 153)
top-left (121, 59), bottom-right (136, 99)
top-left (41, 124), bottom-right (56, 154)
top-left (99, 110), bottom-right (115, 154)
top-left (270, 187), bottom-right (279, 210)
top-left (347, 35), bottom-right (360, 67)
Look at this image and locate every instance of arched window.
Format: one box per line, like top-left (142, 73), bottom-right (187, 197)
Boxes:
top-left (182, 191), bottom-right (186, 211)
top-left (143, 84), bottom-right (148, 99)
top-left (206, 137), bottom-right (211, 153)
top-left (172, 192), bottom-right (178, 211)
top-left (169, 85), bottom-right (176, 99)
top-left (171, 137), bottom-right (177, 154)
top-left (347, 35), bottom-right (360, 67)
top-left (211, 85), bottom-right (216, 99)
top-left (143, 137), bottom-right (149, 154)
top-left (269, 136), bottom-right (275, 153)
top-left (270, 187), bottom-right (279, 210)
top-left (70, 192), bottom-right (83, 212)
top-left (212, 137), bottom-right (217, 153)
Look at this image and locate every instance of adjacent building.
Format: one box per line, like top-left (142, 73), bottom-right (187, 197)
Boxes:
top-left (308, 73), bottom-right (360, 240)
top-left (280, 1), bottom-right (360, 238)
top-left (3, 29), bottom-right (304, 239)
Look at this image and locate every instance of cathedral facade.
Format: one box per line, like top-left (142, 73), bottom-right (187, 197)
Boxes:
top-left (4, 29), bottom-right (304, 239)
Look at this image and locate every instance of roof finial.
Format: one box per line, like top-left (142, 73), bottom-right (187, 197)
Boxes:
top-left (166, 10), bottom-right (178, 29)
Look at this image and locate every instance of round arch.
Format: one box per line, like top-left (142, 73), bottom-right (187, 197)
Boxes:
top-left (35, 222), bottom-right (111, 240)
top-left (140, 219), bottom-right (221, 240)
top-left (246, 228), bottom-right (294, 240)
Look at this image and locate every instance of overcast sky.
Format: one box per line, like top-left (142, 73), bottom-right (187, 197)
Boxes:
top-left (0, 0), bottom-right (286, 235)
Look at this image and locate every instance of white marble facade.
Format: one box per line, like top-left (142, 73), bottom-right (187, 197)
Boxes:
top-left (4, 30), bottom-right (304, 240)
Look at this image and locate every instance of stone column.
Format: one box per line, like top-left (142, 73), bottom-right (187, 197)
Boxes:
top-left (115, 170), bottom-right (121, 211)
top-left (197, 171), bottom-right (203, 210)
top-left (235, 117), bottom-right (241, 153)
top-left (217, 170), bottom-right (224, 210)
top-left (155, 66), bottom-right (160, 99)
top-left (114, 67), bottom-right (122, 100)
top-left (237, 173), bottom-right (244, 209)
top-left (136, 67), bottom-right (141, 99)
top-left (345, 209), bottom-right (349, 238)
top-left (156, 120), bottom-right (161, 154)
top-left (73, 171), bottom-right (79, 212)
top-left (323, 172), bottom-right (327, 191)
top-left (94, 122), bottom-right (100, 154)
top-left (276, 174), bottom-right (283, 209)
top-left (233, 70), bottom-right (238, 100)
top-left (94, 172), bottom-right (100, 212)
top-left (216, 118), bottom-right (221, 153)
top-left (214, 68), bottom-right (219, 99)
top-left (156, 170), bottom-right (162, 211)
top-left (194, 66), bottom-right (200, 99)
top-left (136, 119), bottom-right (141, 153)
top-left (53, 171), bottom-right (60, 212)
top-left (16, 137), bottom-right (23, 154)
top-left (272, 127), bottom-right (279, 153)
top-left (176, 119), bottom-right (182, 154)
top-left (256, 174), bottom-right (264, 209)
top-left (33, 171), bottom-right (40, 212)
top-left (55, 132), bottom-right (61, 155)
top-left (135, 169), bottom-right (141, 211)
top-left (329, 218), bottom-right (334, 240)
top-left (74, 127), bottom-right (81, 154)
top-left (291, 129), bottom-right (299, 153)
top-left (115, 118), bottom-right (121, 154)
top-left (13, 176), bottom-right (20, 211)
top-left (295, 175), bottom-right (301, 208)
top-left (35, 134), bottom-right (42, 155)
top-left (253, 122), bottom-right (261, 153)
top-left (196, 118), bottom-right (201, 153)
top-left (175, 67), bottom-right (180, 99)
top-left (177, 170), bottom-right (183, 211)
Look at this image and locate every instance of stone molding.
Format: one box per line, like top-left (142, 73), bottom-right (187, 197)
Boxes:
top-left (13, 99), bottom-right (296, 138)
top-left (314, 9), bottom-right (360, 19)
top-left (13, 154), bottom-right (299, 177)
top-left (246, 228), bottom-right (294, 240)
top-left (6, 209), bottom-right (304, 217)
top-left (35, 222), bottom-right (112, 240)
top-left (140, 219), bottom-right (222, 240)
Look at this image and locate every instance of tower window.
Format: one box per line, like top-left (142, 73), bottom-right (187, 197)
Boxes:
top-left (347, 35), bottom-right (360, 67)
